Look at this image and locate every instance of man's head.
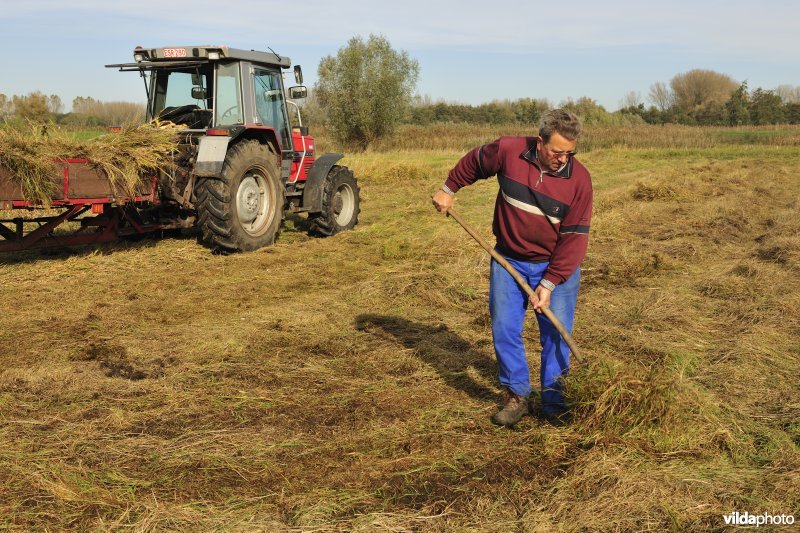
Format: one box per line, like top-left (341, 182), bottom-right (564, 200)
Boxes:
top-left (536, 109), bottom-right (582, 172)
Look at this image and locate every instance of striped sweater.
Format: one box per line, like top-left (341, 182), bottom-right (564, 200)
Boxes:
top-left (444, 136), bottom-right (592, 287)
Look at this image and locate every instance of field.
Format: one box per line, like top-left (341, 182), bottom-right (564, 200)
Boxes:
top-left (1, 124), bottom-right (799, 530)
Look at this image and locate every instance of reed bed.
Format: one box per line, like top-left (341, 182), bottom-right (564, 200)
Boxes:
top-left (313, 122), bottom-right (800, 153)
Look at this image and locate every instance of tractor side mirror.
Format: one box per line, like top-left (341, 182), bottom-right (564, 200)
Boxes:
top-left (289, 86), bottom-right (307, 100)
top-left (191, 86), bottom-right (207, 100)
top-left (293, 65), bottom-right (303, 85)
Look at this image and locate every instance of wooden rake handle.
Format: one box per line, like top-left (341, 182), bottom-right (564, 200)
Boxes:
top-left (446, 207), bottom-right (583, 363)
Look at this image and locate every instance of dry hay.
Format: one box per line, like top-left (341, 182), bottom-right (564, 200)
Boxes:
top-left (630, 180), bottom-right (682, 201)
top-left (0, 136), bottom-right (799, 530)
top-left (0, 122), bottom-right (182, 205)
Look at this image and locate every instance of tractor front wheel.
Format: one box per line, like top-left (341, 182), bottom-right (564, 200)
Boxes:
top-left (196, 140), bottom-right (284, 252)
top-left (308, 165), bottom-right (360, 237)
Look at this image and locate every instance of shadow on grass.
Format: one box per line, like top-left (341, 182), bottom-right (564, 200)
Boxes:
top-left (0, 211), bottom-right (323, 264)
top-left (285, 212), bottom-right (313, 233)
top-left (0, 228), bottom-right (201, 265)
top-left (355, 313), bottom-right (497, 402)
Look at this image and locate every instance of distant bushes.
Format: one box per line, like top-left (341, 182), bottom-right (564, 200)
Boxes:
top-left (405, 96), bottom-right (645, 127)
top-left (621, 82), bottom-right (800, 127)
top-left (0, 92), bottom-right (145, 128)
top-left (62, 97), bottom-right (146, 127)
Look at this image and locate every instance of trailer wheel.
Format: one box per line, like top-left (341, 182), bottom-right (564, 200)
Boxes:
top-left (308, 165), bottom-right (360, 237)
top-left (196, 140), bottom-right (284, 252)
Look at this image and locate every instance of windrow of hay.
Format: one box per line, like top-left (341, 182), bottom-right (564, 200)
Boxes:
top-left (0, 122), bottom-right (182, 205)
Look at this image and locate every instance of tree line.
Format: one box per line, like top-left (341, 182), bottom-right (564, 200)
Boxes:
top-left (3, 36), bottom-right (798, 149)
top-left (377, 70), bottom-right (800, 128)
top-left (0, 91), bottom-right (145, 127)
top-left (619, 71), bottom-right (800, 126)
top-left (307, 38), bottom-right (800, 148)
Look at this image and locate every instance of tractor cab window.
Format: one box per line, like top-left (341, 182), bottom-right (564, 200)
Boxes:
top-left (254, 70), bottom-right (291, 149)
top-left (152, 68), bottom-right (213, 128)
top-left (215, 62), bottom-right (243, 126)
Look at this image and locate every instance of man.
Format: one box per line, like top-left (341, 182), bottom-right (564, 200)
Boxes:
top-left (431, 109), bottom-right (592, 427)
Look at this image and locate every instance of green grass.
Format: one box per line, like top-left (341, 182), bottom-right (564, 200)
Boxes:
top-left (64, 129), bottom-right (106, 141)
top-left (0, 131), bottom-right (798, 530)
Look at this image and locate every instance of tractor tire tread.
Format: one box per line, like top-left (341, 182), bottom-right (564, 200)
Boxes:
top-left (195, 140), bottom-right (284, 252)
top-left (308, 165), bottom-right (360, 237)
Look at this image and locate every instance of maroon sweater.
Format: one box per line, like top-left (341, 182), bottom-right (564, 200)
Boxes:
top-left (445, 136), bottom-right (592, 287)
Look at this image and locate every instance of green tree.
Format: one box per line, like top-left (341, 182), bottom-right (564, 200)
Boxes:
top-left (725, 82), bottom-right (750, 125)
top-left (785, 102), bottom-right (800, 124)
top-left (315, 34), bottom-right (419, 149)
top-left (749, 88), bottom-right (785, 125)
top-left (513, 98), bottom-right (550, 125)
top-left (560, 97), bottom-right (615, 125)
top-left (692, 101), bottom-right (727, 125)
top-left (480, 101), bottom-right (516, 124)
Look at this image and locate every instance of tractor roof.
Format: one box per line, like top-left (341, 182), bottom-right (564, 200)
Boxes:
top-left (106, 45), bottom-right (291, 70)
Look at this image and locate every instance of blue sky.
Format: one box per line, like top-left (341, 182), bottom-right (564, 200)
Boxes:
top-left (1, 0), bottom-right (798, 111)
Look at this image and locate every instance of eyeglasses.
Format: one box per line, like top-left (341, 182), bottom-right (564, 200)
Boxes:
top-left (546, 146), bottom-right (577, 158)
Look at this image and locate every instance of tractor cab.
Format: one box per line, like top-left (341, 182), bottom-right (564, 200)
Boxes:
top-left (105, 45), bottom-right (358, 254)
top-left (108, 45), bottom-right (305, 156)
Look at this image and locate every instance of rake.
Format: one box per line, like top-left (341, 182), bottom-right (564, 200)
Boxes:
top-left (446, 207), bottom-right (583, 364)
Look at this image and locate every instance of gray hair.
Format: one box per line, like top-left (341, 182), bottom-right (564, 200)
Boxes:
top-left (538, 109), bottom-right (582, 143)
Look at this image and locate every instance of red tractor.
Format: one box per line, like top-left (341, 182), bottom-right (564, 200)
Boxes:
top-left (0, 45), bottom-right (360, 253)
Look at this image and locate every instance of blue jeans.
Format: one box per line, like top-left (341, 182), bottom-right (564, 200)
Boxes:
top-left (489, 254), bottom-right (580, 415)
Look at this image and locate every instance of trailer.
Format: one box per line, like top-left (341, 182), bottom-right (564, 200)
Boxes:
top-left (0, 158), bottom-right (165, 252)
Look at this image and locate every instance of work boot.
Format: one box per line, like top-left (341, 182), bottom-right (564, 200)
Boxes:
top-left (491, 391), bottom-right (530, 427)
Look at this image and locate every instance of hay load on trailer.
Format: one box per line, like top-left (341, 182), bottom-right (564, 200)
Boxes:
top-left (0, 125), bottom-right (181, 251)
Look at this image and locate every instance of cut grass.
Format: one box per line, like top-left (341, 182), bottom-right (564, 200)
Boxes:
top-left (0, 132), bottom-right (798, 529)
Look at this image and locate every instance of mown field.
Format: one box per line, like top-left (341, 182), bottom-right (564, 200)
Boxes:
top-left (1, 124), bottom-right (799, 530)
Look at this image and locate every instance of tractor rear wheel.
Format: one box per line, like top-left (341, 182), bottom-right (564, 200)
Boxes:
top-left (308, 165), bottom-right (360, 236)
top-left (196, 140), bottom-right (284, 252)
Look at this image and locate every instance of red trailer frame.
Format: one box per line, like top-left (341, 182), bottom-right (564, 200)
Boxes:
top-left (0, 159), bottom-right (161, 252)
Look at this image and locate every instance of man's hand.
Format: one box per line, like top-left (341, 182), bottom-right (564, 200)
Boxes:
top-left (431, 189), bottom-right (453, 214)
top-left (532, 284), bottom-right (552, 313)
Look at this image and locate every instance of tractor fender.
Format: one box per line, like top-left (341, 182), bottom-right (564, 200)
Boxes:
top-left (194, 128), bottom-right (281, 178)
top-left (302, 153), bottom-right (343, 213)
top-left (194, 136), bottom-right (231, 177)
